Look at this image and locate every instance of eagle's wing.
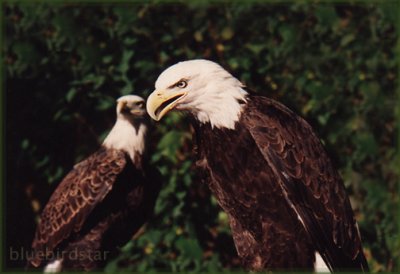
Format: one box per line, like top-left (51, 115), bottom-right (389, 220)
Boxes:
top-left (30, 147), bottom-right (127, 267)
top-left (243, 96), bottom-right (368, 272)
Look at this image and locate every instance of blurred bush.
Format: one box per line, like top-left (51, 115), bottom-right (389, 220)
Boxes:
top-left (4, 2), bottom-right (398, 272)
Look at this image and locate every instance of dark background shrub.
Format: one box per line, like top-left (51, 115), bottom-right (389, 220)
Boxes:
top-left (3, 2), bottom-right (398, 272)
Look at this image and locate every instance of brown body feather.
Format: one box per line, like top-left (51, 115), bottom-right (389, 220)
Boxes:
top-left (194, 95), bottom-right (368, 272)
top-left (29, 147), bottom-right (162, 271)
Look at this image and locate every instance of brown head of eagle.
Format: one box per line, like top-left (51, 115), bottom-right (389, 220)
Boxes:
top-left (146, 60), bottom-right (369, 272)
top-left (29, 95), bottom-right (162, 272)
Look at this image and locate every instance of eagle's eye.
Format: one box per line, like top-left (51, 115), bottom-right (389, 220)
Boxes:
top-left (135, 101), bottom-right (145, 108)
top-left (176, 80), bottom-right (187, 89)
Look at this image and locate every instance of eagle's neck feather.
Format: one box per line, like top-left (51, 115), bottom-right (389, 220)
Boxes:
top-left (191, 84), bottom-right (248, 130)
top-left (103, 119), bottom-right (146, 162)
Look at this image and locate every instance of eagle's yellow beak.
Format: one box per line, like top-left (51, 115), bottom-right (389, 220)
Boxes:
top-left (146, 90), bottom-right (187, 121)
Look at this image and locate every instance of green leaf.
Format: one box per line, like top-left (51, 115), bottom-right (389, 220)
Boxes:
top-left (96, 96), bottom-right (115, 110)
top-left (118, 50), bottom-right (134, 74)
top-left (12, 41), bottom-right (40, 64)
top-left (315, 5), bottom-right (338, 26)
top-left (340, 34), bottom-right (355, 47)
top-left (21, 139), bottom-right (30, 150)
top-left (279, 25), bottom-right (296, 50)
top-left (356, 132), bottom-right (378, 157)
top-left (175, 238), bottom-right (203, 260)
top-left (102, 55), bottom-right (113, 64)
top-left (221, 27), bottom-right (234, 40)
top-left (66, 88), bottom-right (78, 102)
top-left (157, 131), bottom-right (185, 163)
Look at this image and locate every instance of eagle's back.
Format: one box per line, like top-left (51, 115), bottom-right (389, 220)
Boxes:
top-left (243, 95), bottom-right (368, 272)
top-left (30, 147), bottom-right (162, 271)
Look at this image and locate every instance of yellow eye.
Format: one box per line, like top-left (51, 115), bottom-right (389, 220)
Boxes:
top-left (176, 80), bottom-right (187, 88)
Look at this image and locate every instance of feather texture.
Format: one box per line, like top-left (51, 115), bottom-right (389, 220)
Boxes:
top-left (30, 148), bottom-right (126, 267)
top-left (193, 95), bottom-right (368, 272)
top-left (243, 96), bottom-right (368, 272)
top-left (29, 146), bottom-right (162, 271)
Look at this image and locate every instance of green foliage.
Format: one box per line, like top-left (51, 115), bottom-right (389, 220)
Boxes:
top-left (4, 2), bottom-right (398, 272)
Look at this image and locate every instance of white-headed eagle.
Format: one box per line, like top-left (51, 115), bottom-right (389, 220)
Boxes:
top-left (146, 60), bottom-right (369, 272)
top-left (29, 95), bottom-right (162, 271)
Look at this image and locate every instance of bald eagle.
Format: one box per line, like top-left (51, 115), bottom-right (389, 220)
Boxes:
top-left (29, 95), bottom-right (162, 271)
top-left (146, 60), bottom-right (369, 272)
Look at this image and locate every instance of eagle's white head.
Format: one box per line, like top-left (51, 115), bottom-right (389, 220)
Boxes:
top-left (146, 59), bottom-right (248, 129)
top-left (115, 94), bottom-right (146, 118)
top-left (103, 95), bottom-right (147, 162)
